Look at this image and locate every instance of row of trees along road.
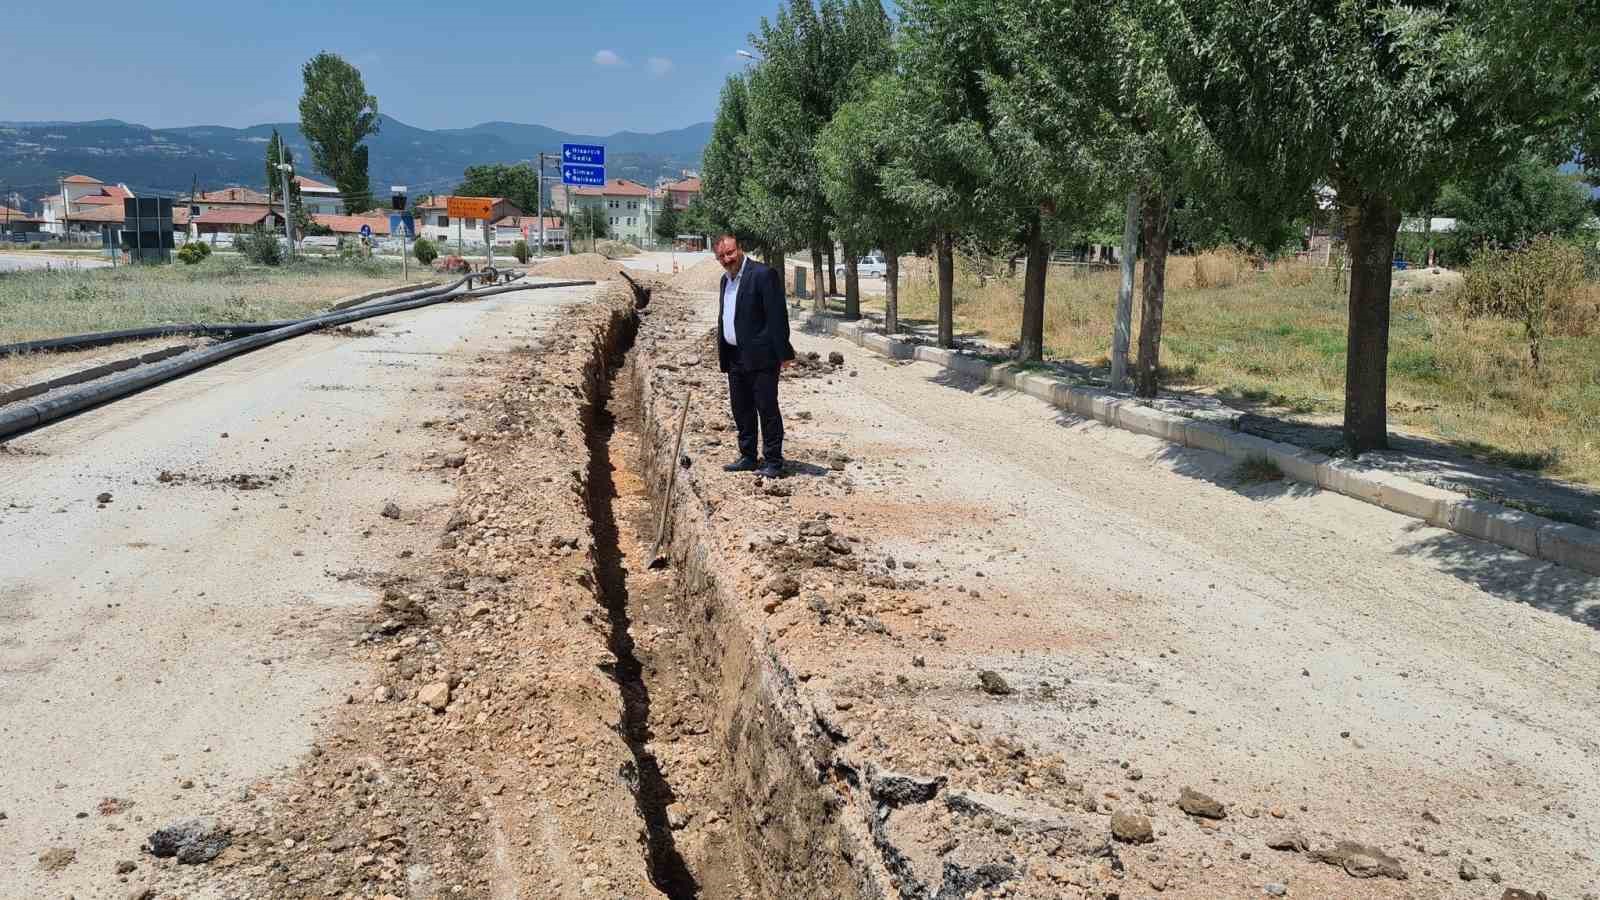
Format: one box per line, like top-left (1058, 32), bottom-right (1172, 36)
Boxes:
top-left (702, 0), bottom-right (1599, 455)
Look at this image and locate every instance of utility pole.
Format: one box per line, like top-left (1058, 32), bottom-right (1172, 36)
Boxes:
top-left (1110, 190), bottom-right (1139, 392)
top-left (537, 152), bottom-right (547, 259)
top-left (276, 163), bottom-right (296, 258)
top-left (59, 176), bottom-right (68, 243)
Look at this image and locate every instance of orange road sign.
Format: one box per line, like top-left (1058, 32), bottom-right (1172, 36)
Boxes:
top-left (446, 197), bottom-right (494, 219)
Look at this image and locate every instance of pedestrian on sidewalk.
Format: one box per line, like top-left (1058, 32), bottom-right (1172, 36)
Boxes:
top-left (714, 232), bottom-right (794, 479)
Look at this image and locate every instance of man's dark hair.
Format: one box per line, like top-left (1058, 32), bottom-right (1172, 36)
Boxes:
top-left (713, 232), bottom-right (739, 249)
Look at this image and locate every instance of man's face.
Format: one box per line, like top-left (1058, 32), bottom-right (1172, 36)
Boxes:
top-left (714, 237), bottom-right (744, 276)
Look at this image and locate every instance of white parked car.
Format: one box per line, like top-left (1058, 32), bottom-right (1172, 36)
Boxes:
top-left (835, 253), bottom-right (887, 279)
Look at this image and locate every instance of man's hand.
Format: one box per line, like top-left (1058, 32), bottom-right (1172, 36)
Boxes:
top-left (780, 358), bottom-right (793, 370)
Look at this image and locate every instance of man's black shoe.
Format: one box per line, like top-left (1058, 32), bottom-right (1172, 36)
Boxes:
top-left (757, 460), bottom-right (785, 479)
top-left (723, 457), bottom-right (759, 472)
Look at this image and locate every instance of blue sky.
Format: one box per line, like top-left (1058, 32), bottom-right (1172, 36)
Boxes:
top-left (0, 1), bottom-right (782, 132)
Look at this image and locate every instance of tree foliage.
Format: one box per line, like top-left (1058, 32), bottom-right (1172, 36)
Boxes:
top-left (654, 199), bottom-right (681, 244)
top-left (456, 163), bottom-right (540, 217)
top-left (1440, 158), bottom-right (1596, 258)
top-left (701, 75), bottom-right (751, 236)
top-left (299, 52), bottom-right (380, 213)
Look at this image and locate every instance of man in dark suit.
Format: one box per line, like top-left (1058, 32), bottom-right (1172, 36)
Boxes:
top-left (714, 233), bottom-right (795, 478)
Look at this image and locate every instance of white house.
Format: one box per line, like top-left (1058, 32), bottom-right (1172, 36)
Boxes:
top-left (494, 215), bottom-right (565, 248)
top-left (39, 175), bottom-right (135, 238)
top-left (295, 176), bottom-right (344, 215)
top-left (412, 196), bottom-right (525, 248)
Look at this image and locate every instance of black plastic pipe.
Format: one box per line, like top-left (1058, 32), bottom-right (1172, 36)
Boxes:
top-left (0, 275), bottom-right (590, 441)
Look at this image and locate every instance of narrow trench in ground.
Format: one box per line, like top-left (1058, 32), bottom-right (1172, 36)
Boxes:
top-left (581, 329), bottom-right (702, 900)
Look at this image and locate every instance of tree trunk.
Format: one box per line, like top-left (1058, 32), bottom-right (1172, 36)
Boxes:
top-left (1018, 213), bottom-right (1050, 362)
top-left (1134, 190), bottom-right (1172, 398)
top-left (937, 232), bottom-right (955, 348)
top-left (884, 245), bottom-right (899, 335)
top-left (811, 246), bottom-right (825, 312)
top-left (844, 247), bottom-right (861, 320)
top-left (1341, 190), bottom-right (1401, 455)
top-left (826, 245), bottom-right (837, 296)
top-left (769, 248), bottom-right (786, 297)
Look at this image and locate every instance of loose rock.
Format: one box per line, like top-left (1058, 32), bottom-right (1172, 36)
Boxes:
top-left (418, 682), bottom-right (451, 711)
top-left (978, 670), bottom-right (1013, 696)
top-left (1310, 840), bottom-right (1407, 880)
top-left (1177, 787), bottom-right (1227, 820)
top-left (381, 501), bottom-right (402, 519)
top-left (146, 818), bottom-right (231, 864)
top-left (1110, 808), bottom-right (1154, 844)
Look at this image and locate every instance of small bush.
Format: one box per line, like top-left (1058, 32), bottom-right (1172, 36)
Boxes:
top-left (1233, 455), bottom-right (1284, 484)
top-left (236, 228), bottom-right (283, 266)
top-left (1453, 236), bottom-right (1587, 369)
top-left (512, 239), bottom-right (530, 264)
top-left (28, 242), bottom-right (41, 250)
top-left (412, 237), bottom-right (438, 266)
top-left (176, 243), bottom-right (207, 265)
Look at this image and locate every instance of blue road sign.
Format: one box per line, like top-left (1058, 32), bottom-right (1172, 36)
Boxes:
top-left (389, 213), bottom-right (415, 239)
top-left (562, 143), bottom-right (605, 166)
top-left (359, 223), bottom-right (373, 238)
top-left (562, 164), bottom-right (606, 187)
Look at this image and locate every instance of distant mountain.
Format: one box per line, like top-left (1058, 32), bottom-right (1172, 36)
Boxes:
top-left (0, 115), bottom-right (710, 209)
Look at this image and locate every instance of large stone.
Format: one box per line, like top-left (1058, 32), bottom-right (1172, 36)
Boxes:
top-left (146, 818), bottom-right (231, 864)
top-left (1310, 840), bottom-right (1407, 880)
top-left (1177, 787), bottom-right (1226, 820)
top-left (418, 682), bottom-right (451, 711)
top-left (977, 670), bottom-right (1013, 696)
top-left (1110, 808), bottom-right (1154, 844)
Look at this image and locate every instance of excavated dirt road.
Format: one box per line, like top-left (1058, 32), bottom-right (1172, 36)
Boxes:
top-left (0, 284), bottom-right (588, 898)
top-left (12, 275), bottom-right (1594, 900)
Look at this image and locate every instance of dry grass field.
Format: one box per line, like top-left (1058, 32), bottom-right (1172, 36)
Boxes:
top-left (879, 250), bottom-right (1600, 484)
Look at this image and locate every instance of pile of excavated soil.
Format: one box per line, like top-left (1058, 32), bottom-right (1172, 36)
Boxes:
top-left (529, 252), bottom-right (631, 281)
top-left (595, 240), bottom-right (640, 259)
top-left (670, 256), bottom-right (729, 293)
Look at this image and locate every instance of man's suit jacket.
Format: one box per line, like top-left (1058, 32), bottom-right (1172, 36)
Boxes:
top-left (717, 258), bottom-right (796, 373)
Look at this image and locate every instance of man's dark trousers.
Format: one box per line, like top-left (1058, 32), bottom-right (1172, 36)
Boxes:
top-left (728, 366), bottom-right (783, 462)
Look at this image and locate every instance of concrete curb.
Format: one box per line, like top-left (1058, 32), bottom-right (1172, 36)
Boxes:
top-left (0, 344), bottom-right (192, 407)
top-left (795, 310), bottom-right (1600, 578)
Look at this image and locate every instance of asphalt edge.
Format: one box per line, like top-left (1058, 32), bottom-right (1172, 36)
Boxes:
top-left (796, 310), bottom-right (1600, 578)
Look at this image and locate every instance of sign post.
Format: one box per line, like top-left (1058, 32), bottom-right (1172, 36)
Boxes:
top-left (447, 197), bottom-right (495, 262)
top-left (560, 144), bottom-right (605, 251)
top-left (392, 186), bottom-right (408, 282)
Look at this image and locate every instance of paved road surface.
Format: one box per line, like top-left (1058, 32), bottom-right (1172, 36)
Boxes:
top-left (0, 284), bottom-right (590, 898)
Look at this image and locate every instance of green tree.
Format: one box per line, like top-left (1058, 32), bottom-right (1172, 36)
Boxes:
top-left (298, 52), bottom-right (380, 213)
top-left (571, 205), bottom-right (608, 251)
top-left (888, 0), bottom-right (1018, 349)
top-left (456, 163), bottom-right (540, 217)
top-left (819, 74), bottom-right (923, 330)
top-left (1438, 157), bottom-right (1596, 259)
top-left (742, 0), bottom-right (848, 298)
top-left (1145, 0), bottom-right (1599, 453)
top-left (680, 196), bottom-right (715, 242)
top-left (701, 75), bottom-right (752, 236)
top-left (653, 199), bottom-right (681, 245)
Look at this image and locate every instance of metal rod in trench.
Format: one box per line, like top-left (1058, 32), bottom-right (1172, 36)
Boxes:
top-left (649, 390), bottom-right (692, 569)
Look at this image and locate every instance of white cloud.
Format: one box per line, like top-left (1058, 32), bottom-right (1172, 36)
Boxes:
top-left (647, 56), bottom-right (673, 77)
top-left (593, 49), bottom-right (623, 66)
